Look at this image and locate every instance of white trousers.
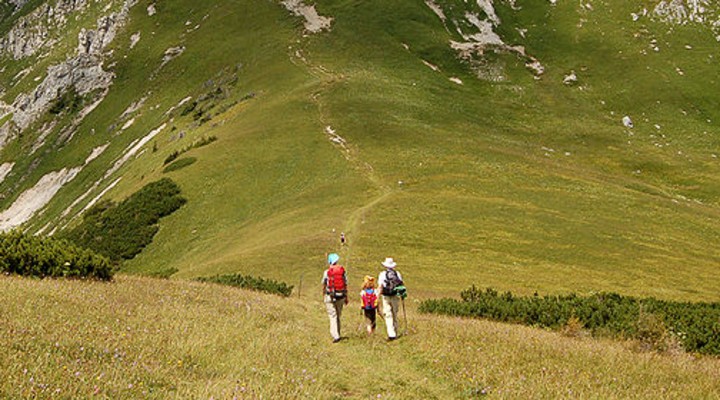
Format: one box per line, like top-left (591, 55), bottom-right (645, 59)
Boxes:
top-left (324, 295), bottom-right (344, 340)
top-left (381, 295), bottom-right (400, 338)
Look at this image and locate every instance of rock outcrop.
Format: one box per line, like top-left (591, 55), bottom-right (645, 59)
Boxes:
top-left (3, 0), bottom-right (30, 15)
top-left (2, 0), bottom-right (137, 132)
top-left (77, 2), bottom-right (134, 56)
top-left (0, 166), bottom-right (82, 232)
top-left (8, 0), bottom-right (30, 8)
top-left (654, 0), bottom-right (713, 24)
top-left (0, 0), bottom-right (89, 60)
top-left (281, 0), bottom-right (333, 33)
top-left (11, 55), bottom-right (114, 130)
top-left (0, 118), bottom-right (13, 149)
top-left (425, 0), bottom-right (544, 81)
top-left (644, 0), bottom-right (720, 41)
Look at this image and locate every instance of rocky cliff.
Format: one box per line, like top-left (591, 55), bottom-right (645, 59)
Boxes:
top-left (1, 0), bottom-right (135, 139)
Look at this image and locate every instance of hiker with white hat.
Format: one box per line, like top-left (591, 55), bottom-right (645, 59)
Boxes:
top-left (377, 257), bottom-right (407, 341)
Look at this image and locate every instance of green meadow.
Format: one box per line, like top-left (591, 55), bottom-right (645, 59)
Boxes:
top-left (2, 275), bottom-right (720, 398)
top-left (2, 0), bottom-right (720, 397)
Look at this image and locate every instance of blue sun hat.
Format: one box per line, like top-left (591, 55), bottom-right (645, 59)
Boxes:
top-left (328, 253), bottom-right (340, 265)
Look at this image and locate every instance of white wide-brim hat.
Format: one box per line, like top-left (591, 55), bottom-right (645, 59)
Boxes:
top-left (382, 257), bottom-right (397, 269)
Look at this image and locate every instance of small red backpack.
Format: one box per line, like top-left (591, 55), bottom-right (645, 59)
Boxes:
top-left (361, 288), bottom-right (377, 310)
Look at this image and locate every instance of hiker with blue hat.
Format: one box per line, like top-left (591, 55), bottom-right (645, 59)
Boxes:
top-left (377, 257), bottom-right (407, 341)
top-left (321, 253), bottom-right (348, 343)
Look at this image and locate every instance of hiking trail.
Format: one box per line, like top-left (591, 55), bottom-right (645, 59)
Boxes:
top-left (290, 44), bottom-right (395, 263)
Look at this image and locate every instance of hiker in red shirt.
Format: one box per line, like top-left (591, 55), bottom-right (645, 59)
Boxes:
top-left (322, 253), bottom-right (348, 343)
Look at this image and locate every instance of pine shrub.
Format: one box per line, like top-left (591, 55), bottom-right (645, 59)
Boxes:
top-left (163, 136), bottom-right (217, 165)
top-left (163, 157), bottom-right (196, 173)
top-left (419, 286), bottom-right (720, 355)
top-left (197, 273), bottom-right (293, 297)
top-left (61, 178), bottom-right (186, 262)
top-left (0, 230), bottom-right (112, 280)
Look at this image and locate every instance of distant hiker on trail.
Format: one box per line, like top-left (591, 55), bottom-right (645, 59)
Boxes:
top-left (322, 253), bottom-right (348, 343)
top-left (360, 276), bottom-right (379, 335)
top-left (377, 257), bottom-right (407, 341)
top-left (340, 232), bottom-right (346, 246)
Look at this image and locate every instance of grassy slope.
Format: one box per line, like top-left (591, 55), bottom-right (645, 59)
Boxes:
top-left (120, 0), bottom-right (720, 302)
top-left (1, 0), bottom-right (719, 302)
top-left (2, 275), bottom-right (720, 399)
top-left (4, 1), bottom-right (720, 398)
top-left (287, 0), bottom-right (720, 300)
top-left (0, 0), bottom-right (372, 283)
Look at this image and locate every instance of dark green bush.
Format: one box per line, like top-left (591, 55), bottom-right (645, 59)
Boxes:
top-left (180, 101), bottom-right (198, 116)
top-left (61, 178), bottom-right (186, 263)
top-left (197, 273), bottom-right (293, 297)
top-left (163, 157), bottom-right (196, 173)
top-left (0, 230), bottom-right (112, 280)
top-left (419, 286), bottom-right (720, 355)
top-left (163, 136), bottom-right (217, 165)
top-left (49, 89), bottom-right (83, 115)
top-left (164, 150), bottom-right (180, 165)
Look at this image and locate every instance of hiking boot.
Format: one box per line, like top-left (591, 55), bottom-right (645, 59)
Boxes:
top-left (332, 338), bottom-right (341, 343)
top-left (387, 336), bottom-right (397, 342)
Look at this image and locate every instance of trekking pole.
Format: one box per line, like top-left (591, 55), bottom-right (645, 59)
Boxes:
top-left (298, 273), bottom-right (304, 298)
top-left (401, 297), bottom-right (408, 335)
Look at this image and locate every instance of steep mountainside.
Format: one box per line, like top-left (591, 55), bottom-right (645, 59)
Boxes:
top-left (1, 0), bottom-right (720, 300)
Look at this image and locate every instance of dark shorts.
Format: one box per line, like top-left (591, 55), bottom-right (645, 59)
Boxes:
top-left (363, 308), bottom-right (376, 328)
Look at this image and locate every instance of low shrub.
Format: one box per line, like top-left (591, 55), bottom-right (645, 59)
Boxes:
top-left (164, 150), bottom-right (180, 165)
top-left (48, 88), bottom-right (83, 115)
top-left (163, 136), bottom-right (217, 165)
top-left (419, 286), bottom-right (720, 355)
top-left (163, 157), bottom-right (196, 173)
top-left (61, 178), bottom-right (186, 263)
top-left (561, 316), bottom-right (586, 338)
top-left (0, 230), bottom-right (112, 280)
top-left (197, 273), bottom-right (293, 297)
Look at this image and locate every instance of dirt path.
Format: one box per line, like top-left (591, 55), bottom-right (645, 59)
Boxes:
top-left (289, 44), bottom-right (395, 263)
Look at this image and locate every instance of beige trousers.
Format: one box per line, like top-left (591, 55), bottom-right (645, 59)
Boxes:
top-left (381, 295), bottom-right (400, 338)
top-left (324, 295), bottom-right (344, 340)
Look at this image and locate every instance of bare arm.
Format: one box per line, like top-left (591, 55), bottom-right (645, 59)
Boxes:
top-left (321, 270), bottom-right (327, 297)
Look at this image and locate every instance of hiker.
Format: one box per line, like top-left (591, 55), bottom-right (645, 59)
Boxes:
top-left (360, 276), bottom-right (379, 334)
top-left (340, 232), bottom-right (346, 246)
top-left (377, 257), bottom-right (407, 341)
top-left (322, 253), bottom-right (348, 343)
